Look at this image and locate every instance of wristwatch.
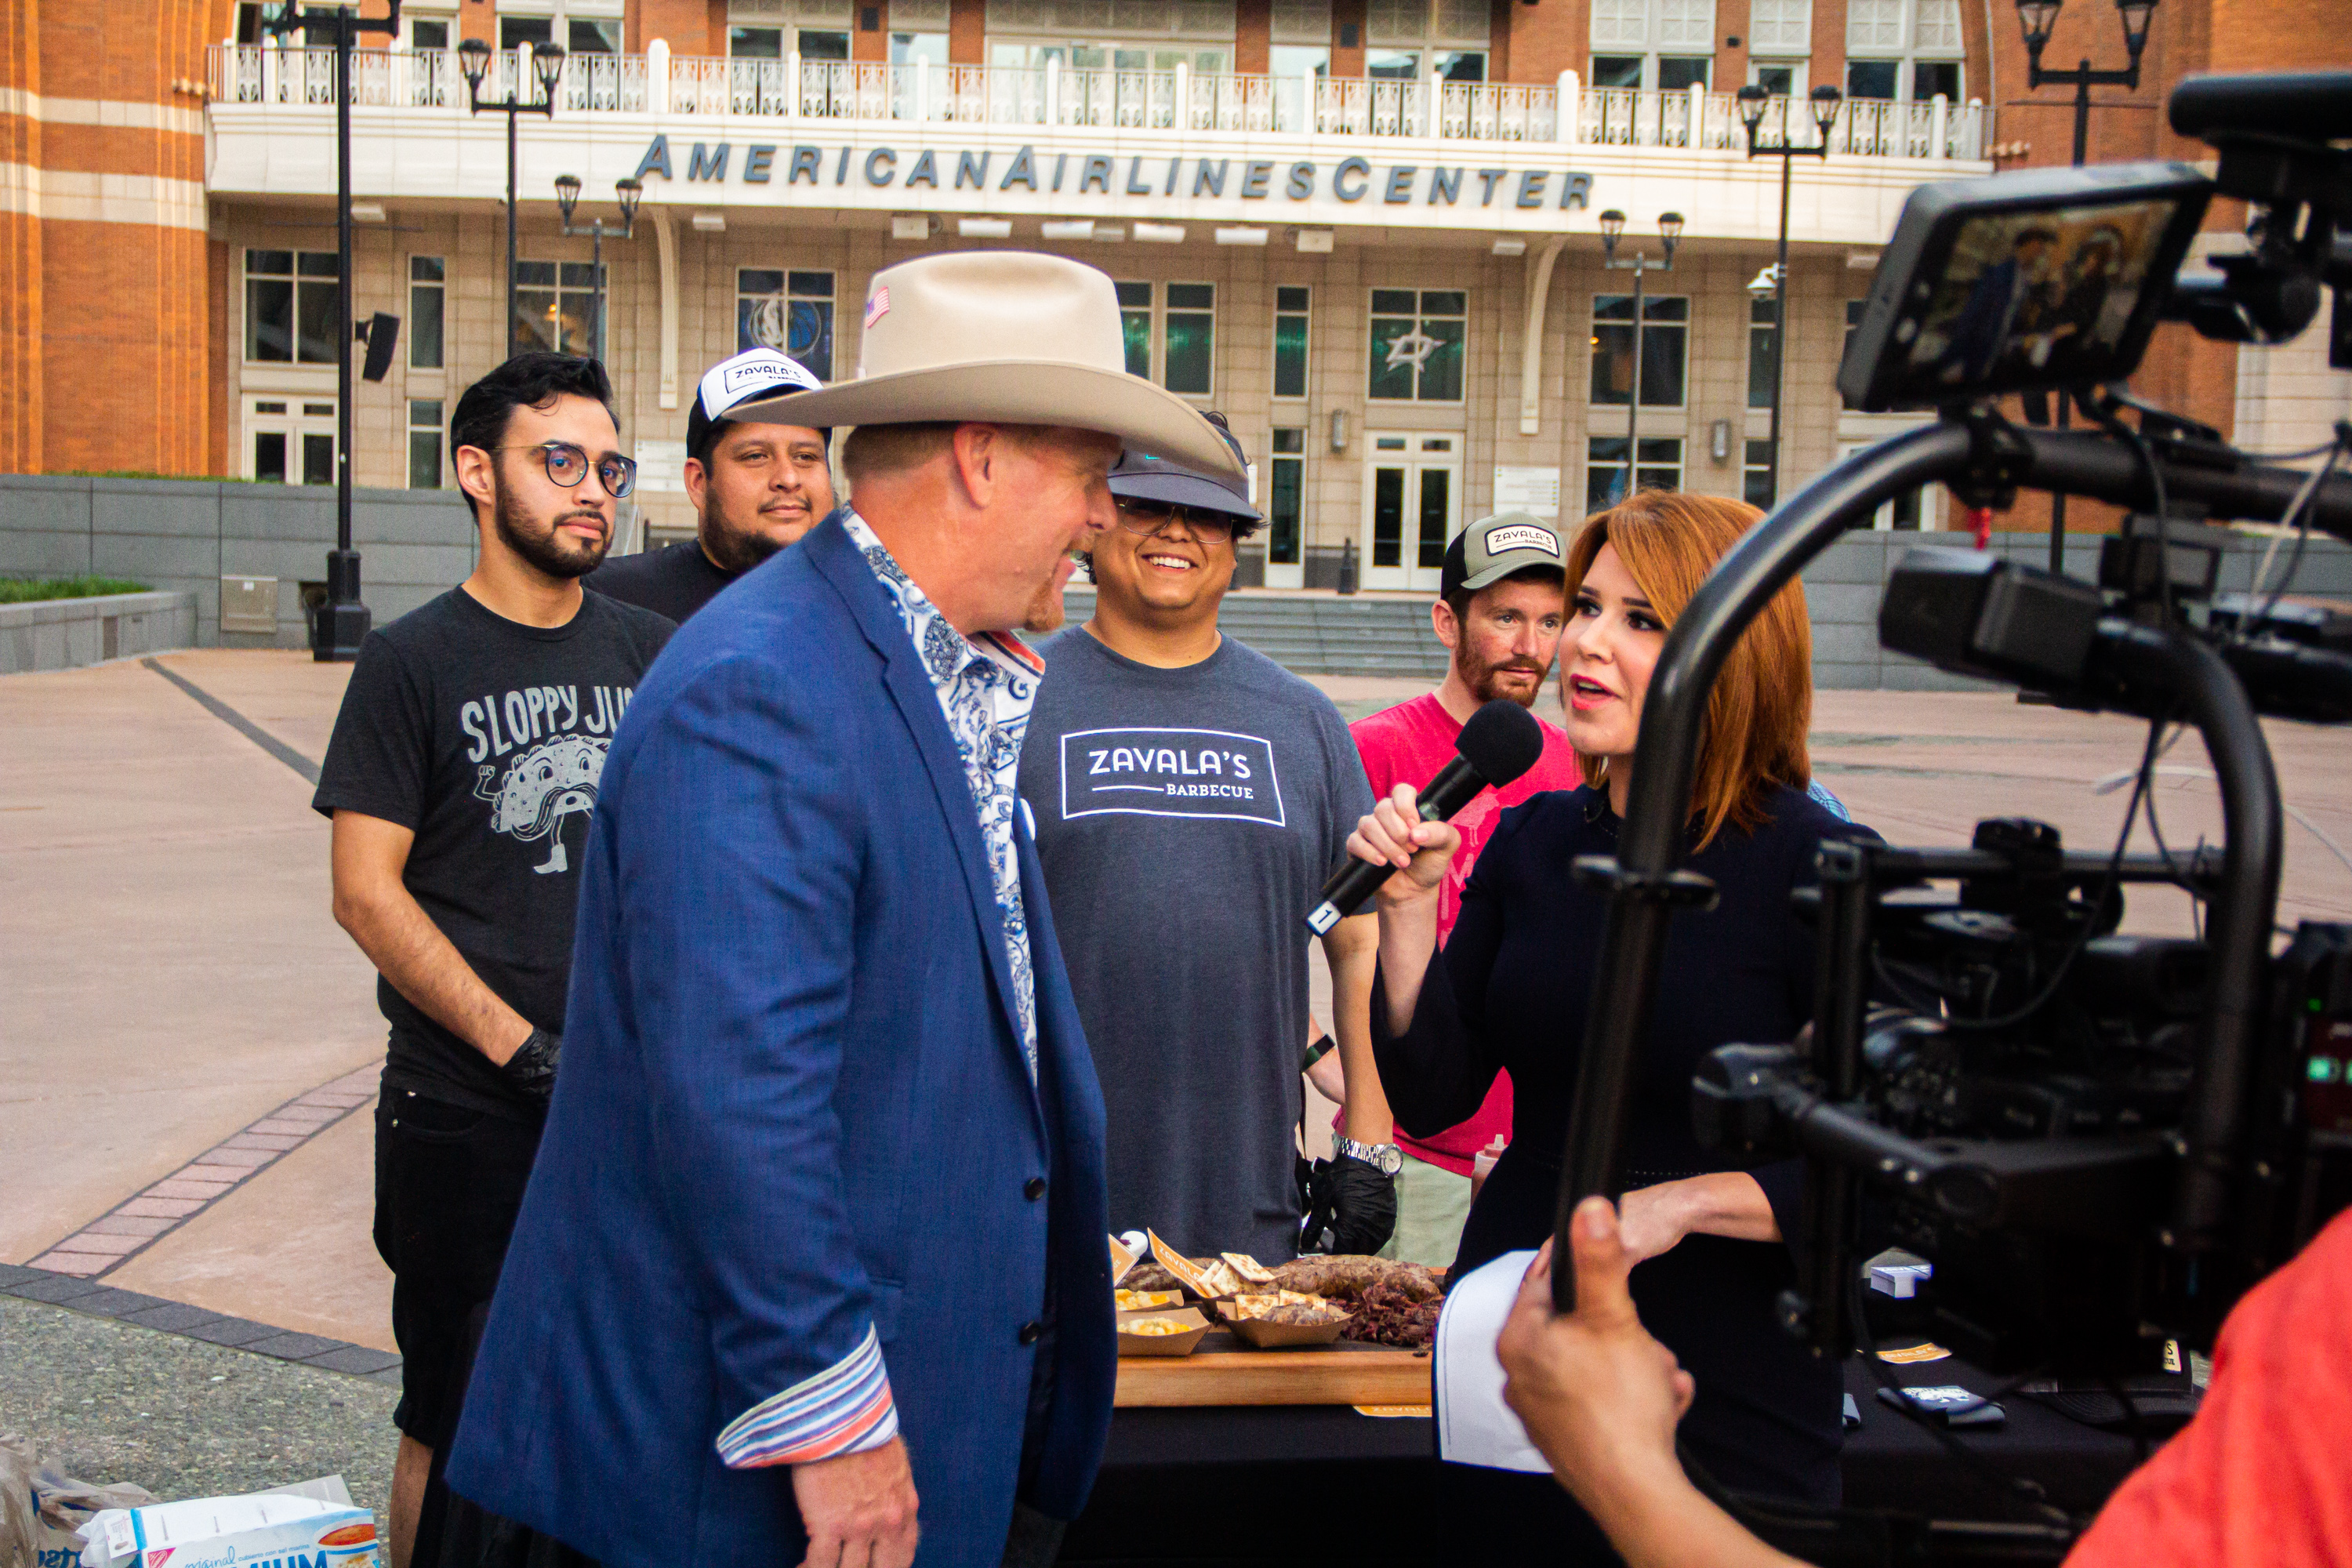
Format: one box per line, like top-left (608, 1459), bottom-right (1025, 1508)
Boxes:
top-left (1336, 1136), bottom-right (1403, 1177)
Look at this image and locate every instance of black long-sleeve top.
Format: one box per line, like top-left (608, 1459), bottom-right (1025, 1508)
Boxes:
top-left (1374, 783), bottom-right (1879, 1505)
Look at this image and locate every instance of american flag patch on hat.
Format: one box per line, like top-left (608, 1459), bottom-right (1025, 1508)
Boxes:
top-left (865, 286), bottom-right (891, 328)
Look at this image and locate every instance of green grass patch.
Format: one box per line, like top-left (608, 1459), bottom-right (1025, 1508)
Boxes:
top-left (0, 575), bottom-right (154, 604)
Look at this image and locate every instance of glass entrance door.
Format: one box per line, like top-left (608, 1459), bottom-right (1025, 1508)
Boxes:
top-left (1362, 434), bottom-right (1461, 591)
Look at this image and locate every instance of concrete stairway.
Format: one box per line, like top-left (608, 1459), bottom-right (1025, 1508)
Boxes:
top-left (1056, 587), bottom-right (1447, 680)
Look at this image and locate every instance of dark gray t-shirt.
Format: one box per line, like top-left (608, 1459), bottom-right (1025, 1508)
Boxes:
top-left (1019, 628), bottom-right (1375, 1261)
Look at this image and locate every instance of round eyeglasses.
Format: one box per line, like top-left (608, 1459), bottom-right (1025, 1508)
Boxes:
top-left (1112, 495), bottom-right (1240, 546)
top-left (498, 441), bottom-right (638, 499)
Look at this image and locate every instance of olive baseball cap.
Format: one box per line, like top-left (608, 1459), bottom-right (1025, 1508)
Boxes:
top-left (1441, 513), bottom-right (1570, 597)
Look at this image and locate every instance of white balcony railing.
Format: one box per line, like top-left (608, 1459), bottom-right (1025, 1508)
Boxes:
top-left (206, 44), bottom-right (1989, 160)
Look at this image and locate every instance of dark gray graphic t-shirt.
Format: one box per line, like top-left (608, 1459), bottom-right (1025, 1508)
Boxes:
top-left (314, 586), bottom-right (674, 1116)
top-left (1018, 629), bottom-right (1374, 1261)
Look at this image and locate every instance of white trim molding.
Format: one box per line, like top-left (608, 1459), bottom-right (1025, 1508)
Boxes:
top-left (0, 89), bottom-right (207, 136)
top-left (0, 163), bottom-right (209, 230)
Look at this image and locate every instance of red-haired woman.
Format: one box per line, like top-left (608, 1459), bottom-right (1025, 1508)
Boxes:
top-left (1351, 491), bottom-right (1876, 1523)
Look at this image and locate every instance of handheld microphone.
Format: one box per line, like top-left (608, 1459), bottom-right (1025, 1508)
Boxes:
top-left (1305, 698), bottom-right (1546, 935)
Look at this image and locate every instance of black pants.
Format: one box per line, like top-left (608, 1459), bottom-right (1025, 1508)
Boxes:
top-left (373, 1087), bottom-right (543, 1449)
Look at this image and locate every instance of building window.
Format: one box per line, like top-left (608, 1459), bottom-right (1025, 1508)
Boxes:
top-left (1273, 286), bottom-right (1311, 400)
top-left (891, 30), bottom-right (948, 63)
top-left (1590, 294), bottom-right (1688, 408)
top-left (514, 260), bottom-right (601, 358)
top-left (989, 40), bottom-right (1229, 72)
top-left (1846, 0), bottom-right (1964, 100)
top-left (737, 270), bottom-right (836, 380)
top-left (1114, 282), bottom-right (1216, 395)
top-left (1588, 0), bottom-right (1714, 91)
top-left (569, 16), bottom-right (621, 51)
top-left (249, 397), bottom-right (338, 485)
top-left (1269, 427), bottom-right (1305, 566)
top-left (409, 256), bottom-right (445, 370)
top-left (730, 24), bottom-right (784, 54)
top-left (1744, 437), bottom-right (1775, 509)
top-left (799, 27), bottom-right (851, 57)
top-left (1117, 282), bottom-right (1153, 379)
top-left (1165, 284), bottom-right (1215, 397)
top-left (1747, 293), bottom-right (1779, 410)
top-left (245, 249), bottom-right (340, 365)
top-left (1586, 435), bottom-right (1682, 510)
top-left (409, 399), bottom-right (445, 489)
top-left (1368, 289), bottom-right (1465, 403)
top-left (499, 16), bottom-right (554, 49)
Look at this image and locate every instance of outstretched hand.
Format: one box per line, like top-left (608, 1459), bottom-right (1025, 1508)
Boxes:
top-left (1497, 1198), bottom-right (1695, 1508)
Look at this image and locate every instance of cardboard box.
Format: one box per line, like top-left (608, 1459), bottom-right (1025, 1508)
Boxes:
top-left (93, 1483), bottom-right (377, 1568)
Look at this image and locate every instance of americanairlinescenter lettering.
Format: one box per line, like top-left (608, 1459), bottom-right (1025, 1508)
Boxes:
top-left (630, 134), bottom-right (1595, 210)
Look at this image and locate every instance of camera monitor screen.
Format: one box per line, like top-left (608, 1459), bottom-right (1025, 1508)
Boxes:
top-left (1838, 162), bottom-right (2212, 412)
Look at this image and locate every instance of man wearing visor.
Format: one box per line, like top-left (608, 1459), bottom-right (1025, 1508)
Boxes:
top-left (1017, 416), bottom-right (1391, 1265)
top-left (586, 347), bottom-right (833, 622)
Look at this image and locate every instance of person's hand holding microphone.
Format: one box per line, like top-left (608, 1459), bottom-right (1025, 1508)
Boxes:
top-left (1298, 702), bottom-right (1542, 1256)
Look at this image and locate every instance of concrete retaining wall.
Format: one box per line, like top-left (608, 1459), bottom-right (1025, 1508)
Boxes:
top-left (2, 474), bottom-right (2347, 681)
top-left (0, 475), bottom-right (481, 648)
top-left (0, 590), bottom-right (198, 673)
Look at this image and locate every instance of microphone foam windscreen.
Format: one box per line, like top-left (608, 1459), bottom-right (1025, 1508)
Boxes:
top-left (1456, 698), bottom-right (1546, 787)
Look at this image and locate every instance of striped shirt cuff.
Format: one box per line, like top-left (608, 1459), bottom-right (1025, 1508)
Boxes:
top-left (714, 1324), bottom-right (899, 1468)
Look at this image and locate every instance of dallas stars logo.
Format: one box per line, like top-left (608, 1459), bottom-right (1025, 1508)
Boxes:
top-left (1384, 325), bottom-right (1443, 373)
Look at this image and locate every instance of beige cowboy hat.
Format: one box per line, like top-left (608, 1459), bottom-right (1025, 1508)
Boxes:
top-left (727, 251), bottom-right (1245, 486)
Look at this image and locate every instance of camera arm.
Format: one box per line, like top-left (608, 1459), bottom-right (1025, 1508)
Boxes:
top-left (1551, 414), bottom-right (2344, 1310)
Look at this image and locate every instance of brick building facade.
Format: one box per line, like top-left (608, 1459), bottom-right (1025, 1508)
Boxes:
top-left (2, 0), bottom-right (2342, 574)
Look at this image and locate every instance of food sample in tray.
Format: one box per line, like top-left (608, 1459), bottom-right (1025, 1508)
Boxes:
top-left (1271, 1255), bottom-right (1448, 1349)
top-left (1145, 1230), bottom-right (1253, 1299)
top-left (1116, 1307), bottom-right (1211, 1356)
top-left (1219, 1290), bottom-right (1330, 1321)
top-left (1115, 1288), bottom-right (1184, 1312)
top-left (1220, 1253), bottom-right (1279, 1287)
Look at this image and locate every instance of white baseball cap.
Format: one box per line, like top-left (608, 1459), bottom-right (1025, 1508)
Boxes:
top-left (689, 348), bottom-right (825, 459)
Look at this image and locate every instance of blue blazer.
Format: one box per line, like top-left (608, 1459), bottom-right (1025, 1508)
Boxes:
top-left (447, 515), bottom-right (1116, 1567)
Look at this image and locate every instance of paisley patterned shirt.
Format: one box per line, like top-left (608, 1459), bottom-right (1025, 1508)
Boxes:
top-left (841, 509), bottom-right (1041, 1080)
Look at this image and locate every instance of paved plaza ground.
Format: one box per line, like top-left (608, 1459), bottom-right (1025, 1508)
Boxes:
top-left (3, 647), bottom-right (2350, 1508)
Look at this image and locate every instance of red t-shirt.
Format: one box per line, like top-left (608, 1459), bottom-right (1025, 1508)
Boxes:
top-left (2065, 1207), bottom-right (2352, 1568)
top-left (1346, 692), bottom-right (1585, 1175)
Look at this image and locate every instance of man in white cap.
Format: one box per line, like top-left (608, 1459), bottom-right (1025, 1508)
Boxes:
top-left (448, 252), bottom-right (1244, 1568)
top-left (586, 347), bottom-right (833, 622)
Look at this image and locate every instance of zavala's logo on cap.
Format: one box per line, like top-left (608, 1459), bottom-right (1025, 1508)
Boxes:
top-left (722, 358), bottom-right (785, 393)
top-left (1484, 523), bottom-right (1561, 557)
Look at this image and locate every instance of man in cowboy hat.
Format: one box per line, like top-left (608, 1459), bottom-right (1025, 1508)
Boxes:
top-left (448, 252), bottom-right (1243, 1568)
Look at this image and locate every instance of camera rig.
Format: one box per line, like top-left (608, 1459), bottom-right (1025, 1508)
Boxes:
top-left (1548, 70), bottom-right (2352, 1563)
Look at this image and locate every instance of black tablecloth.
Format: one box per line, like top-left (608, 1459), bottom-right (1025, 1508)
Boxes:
top-left (1062, 1358), bottom-right (2151, 1565)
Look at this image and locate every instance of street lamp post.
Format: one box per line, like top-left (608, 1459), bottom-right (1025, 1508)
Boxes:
top-left (458, 35), bottom-right (566, 356)
top-left (552, 175), bottom-right (644, 361)
top-left (1597, 210), bottom-right (1682, 504)
top-left (2016, 0), bottom-right (2160, 569)
top-left (260, 0), bottom-right (402, 662)
top-left (1735, 83), bottom-right (1846, 510)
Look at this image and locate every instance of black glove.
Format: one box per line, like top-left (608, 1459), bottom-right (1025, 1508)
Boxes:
top-left (501, 1026), bottom-right (562, 1102)
top-left (1298, 1156), bottom-right (1338, 1255)
top-left (1325, 1153), bottom-right (1399, 1257)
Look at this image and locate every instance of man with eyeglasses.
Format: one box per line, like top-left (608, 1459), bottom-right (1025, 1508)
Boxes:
top-left (1017, 418), bottom-right (1391, 1264)
top-left (313, 352), bottom-right (673, 1568)
top-left (586, 347), bottom-right (835, 623)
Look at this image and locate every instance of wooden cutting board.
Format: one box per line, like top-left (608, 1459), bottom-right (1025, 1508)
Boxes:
top-left (1114, 1330), bottom-right (1432, 1407)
